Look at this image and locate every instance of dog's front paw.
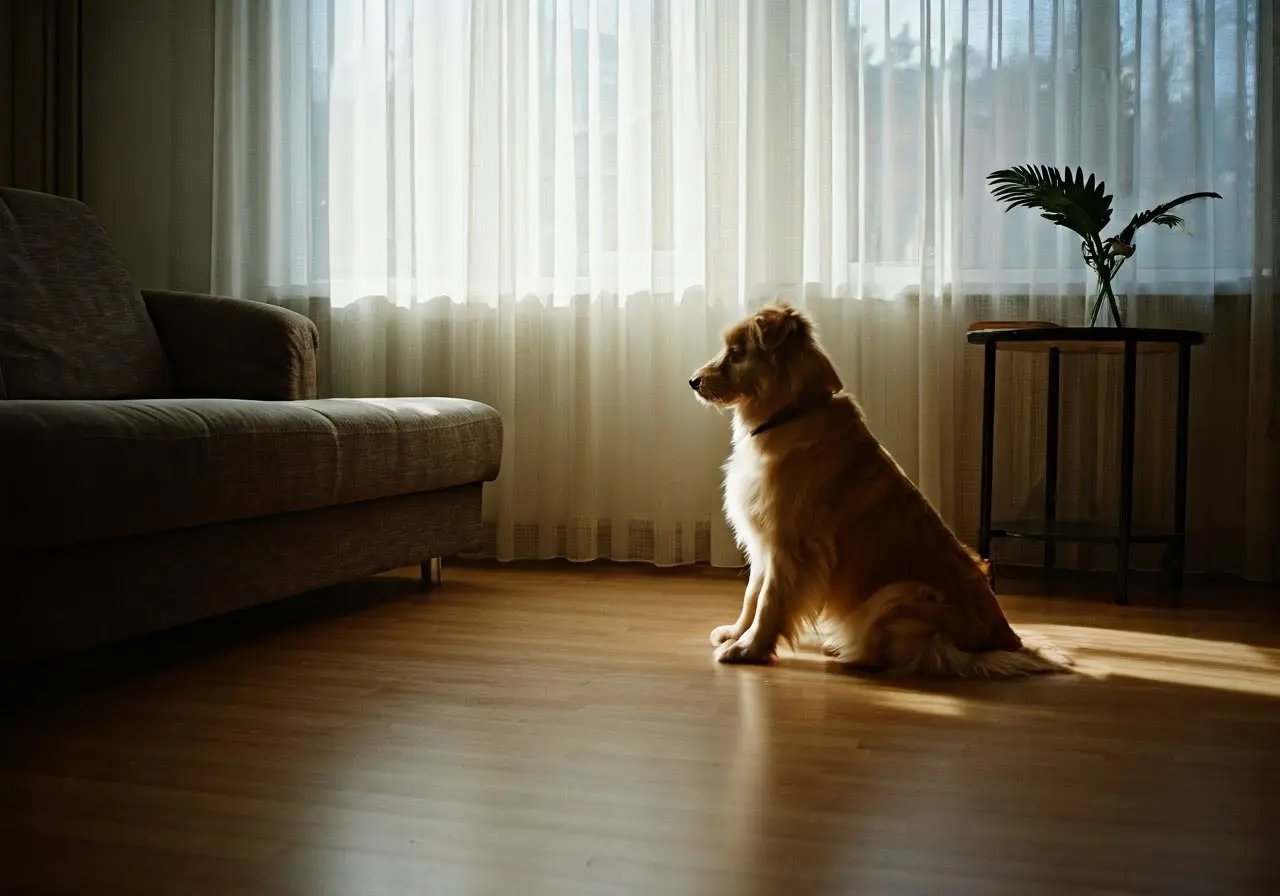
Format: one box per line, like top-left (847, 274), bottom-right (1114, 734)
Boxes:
top-left (709, 624), bottom-right (740, 646)
top-left (714, 637), bottom-right (774, 665)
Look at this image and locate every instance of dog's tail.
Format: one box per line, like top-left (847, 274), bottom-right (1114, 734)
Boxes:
top-left (828, 581), bottom-right (1074, 679)
top-left (895, 632), bottom-right (1074, 679)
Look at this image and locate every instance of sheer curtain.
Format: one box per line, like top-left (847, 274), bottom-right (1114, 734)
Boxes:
top-left (212, 0), bottom-right (1277, 581)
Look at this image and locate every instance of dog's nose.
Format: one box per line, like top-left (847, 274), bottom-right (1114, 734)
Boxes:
top-left (688, 376), bottom-right (701, 391)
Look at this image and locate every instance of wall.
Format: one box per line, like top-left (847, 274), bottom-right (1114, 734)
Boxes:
top-left (81, 0), bottom-right (215, 292)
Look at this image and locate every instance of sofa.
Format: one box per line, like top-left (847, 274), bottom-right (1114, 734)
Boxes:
top-left (0, 187), bottom-right (504, 666)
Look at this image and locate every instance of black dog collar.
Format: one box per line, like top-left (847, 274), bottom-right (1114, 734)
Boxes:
top-left (750, 393), bottom-right (834, 437)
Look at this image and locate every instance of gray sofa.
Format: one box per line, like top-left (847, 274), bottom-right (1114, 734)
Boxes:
top-left (0, 187), bottom-right (503, 666)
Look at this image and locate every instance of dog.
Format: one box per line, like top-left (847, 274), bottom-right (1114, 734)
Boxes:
top-left (689, 301), bottom-right (1070, 678)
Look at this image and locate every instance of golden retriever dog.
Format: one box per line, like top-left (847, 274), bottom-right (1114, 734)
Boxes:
top-left (689, 302), bottom-right (1071, 678)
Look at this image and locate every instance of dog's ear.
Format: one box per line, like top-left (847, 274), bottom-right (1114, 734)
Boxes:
top-left (754, 303), bottom-right (843, 394)
top-left (753, 303), bottom-right (809, 354)
top-left (809, 346), bottom-right (843, 394)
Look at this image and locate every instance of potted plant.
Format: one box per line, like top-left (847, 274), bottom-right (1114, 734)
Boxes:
top-left (986, 165), bottom-right (1221, 327)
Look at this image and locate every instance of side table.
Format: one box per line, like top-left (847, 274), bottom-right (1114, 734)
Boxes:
top-left (966, 323), bottom-right (1205, 605)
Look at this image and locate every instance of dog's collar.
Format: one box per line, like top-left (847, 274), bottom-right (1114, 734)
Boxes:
top-left (750, 393), bottom-right (834, 437)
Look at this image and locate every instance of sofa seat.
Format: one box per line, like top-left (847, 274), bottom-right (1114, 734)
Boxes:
top-left (1, 396), bottom-right (503, 553)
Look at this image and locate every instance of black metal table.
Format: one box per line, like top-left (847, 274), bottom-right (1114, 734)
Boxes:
top-left (966, 323), bottom-right (1205, 605)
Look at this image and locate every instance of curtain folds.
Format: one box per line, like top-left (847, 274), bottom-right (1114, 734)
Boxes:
top-left (212, 0), bottom-right (1278, 581)
top-left (0, 0), bottom-right (82, 195)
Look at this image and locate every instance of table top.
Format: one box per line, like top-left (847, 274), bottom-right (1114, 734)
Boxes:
top-left (966, 321), bottom-right (1205, 354)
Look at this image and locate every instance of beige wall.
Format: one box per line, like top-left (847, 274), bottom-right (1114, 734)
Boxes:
top-left (82, 0), bottom-right (215, 292)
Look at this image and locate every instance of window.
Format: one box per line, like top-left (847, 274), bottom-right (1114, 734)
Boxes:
top-left (301, 0), bottom-right (1259, 304)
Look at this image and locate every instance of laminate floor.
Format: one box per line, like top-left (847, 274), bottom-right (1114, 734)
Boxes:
top-left (2, 562), bottom-right (1279, 895)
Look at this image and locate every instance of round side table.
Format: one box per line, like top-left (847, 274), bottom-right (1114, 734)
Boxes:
top-left (966, 322), bottom-right (1206, 605)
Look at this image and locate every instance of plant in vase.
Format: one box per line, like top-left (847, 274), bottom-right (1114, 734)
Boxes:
top-left (986, 165), bottom-right (1221, 327)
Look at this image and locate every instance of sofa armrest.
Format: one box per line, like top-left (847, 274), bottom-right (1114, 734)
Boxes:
top-left (141, 290), bottom-right (319, 400)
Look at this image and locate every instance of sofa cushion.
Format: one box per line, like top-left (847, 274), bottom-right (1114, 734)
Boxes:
top-left (0, 187), bottom-right (174, 400)
top-left (312, 397), bottom-right (506, 503)
top-left (0, 396), bottom-right (503, 553)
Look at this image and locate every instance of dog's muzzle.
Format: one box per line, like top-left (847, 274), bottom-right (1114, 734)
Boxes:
top-left (688, 376), bottom-right (702, 392)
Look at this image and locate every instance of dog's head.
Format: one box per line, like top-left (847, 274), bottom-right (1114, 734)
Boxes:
top-left (688, 302), bottom-right (842, 411)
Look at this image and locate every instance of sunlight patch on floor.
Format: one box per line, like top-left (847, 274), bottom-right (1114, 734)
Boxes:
top-left (1032, 624), bottom-right (1280, 698)
top-left (773, 621), bottom-right (1280, 700)
top-left (862, 687), bottom-right (968, 716)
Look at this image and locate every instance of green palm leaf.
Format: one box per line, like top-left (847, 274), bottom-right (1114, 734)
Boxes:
top-left (987, 165), bottom-right (1114, 243)
top-left (1116, 191), bottom-right (1222, 243)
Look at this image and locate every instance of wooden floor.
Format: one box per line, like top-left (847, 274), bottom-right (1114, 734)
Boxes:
top-left (3, 563), bottom-right (1280, 895)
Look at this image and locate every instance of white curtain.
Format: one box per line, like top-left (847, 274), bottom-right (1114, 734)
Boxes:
top-left (213, 0), bottom-right (1277, 581)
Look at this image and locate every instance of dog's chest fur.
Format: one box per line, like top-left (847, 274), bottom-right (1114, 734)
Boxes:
top-left (722, 433), bottom-right (772, 545)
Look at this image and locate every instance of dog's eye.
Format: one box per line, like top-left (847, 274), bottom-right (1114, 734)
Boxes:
top-left (727, 344), bottom-right (744, 362)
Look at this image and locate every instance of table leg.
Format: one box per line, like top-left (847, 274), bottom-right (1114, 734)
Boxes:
top-left (1166, 343), bottom-right (1192, 591)
top-left (978, 342), bottom-right (997, 563)
top-left (1116, 341), bottom-right (1138, 605)
top-left (1044, 347), bottom-right (1061, 581)
top-left (421, 557), bottom-right (443, 588)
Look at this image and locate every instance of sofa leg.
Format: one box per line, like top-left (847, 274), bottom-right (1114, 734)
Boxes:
top-left (420, 557), bottom-right (443, 588)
